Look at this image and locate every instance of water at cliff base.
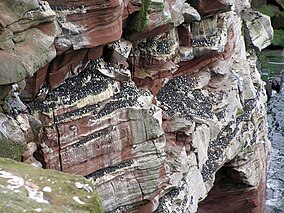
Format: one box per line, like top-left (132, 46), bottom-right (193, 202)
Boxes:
top-left (266, 88), bottom-right (284, 213)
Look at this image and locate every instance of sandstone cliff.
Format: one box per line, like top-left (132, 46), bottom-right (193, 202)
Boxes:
top-left (0, 0), bottom-right (273, 212)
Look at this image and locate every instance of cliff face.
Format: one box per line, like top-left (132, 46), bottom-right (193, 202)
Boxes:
top-left (0, 0), bottom-right (273, 212)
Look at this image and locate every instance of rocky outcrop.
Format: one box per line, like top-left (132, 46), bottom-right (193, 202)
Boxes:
top-left (242, 8), bottom-right (273, 51)
top-left (0, 0), bottom-right (60, 85)
top-left (0, 0), bottom-right (272, 212)
top-left (47, 0), bottom-right (130, 50)
top-left (27, 63), bottom-right (166, 211)
top-left (198, 132), bottom-right (269, 213)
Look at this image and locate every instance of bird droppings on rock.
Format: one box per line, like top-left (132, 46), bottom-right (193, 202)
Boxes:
top-left (73, 196), bottom-right (85, 205)
top-left (0, 158), bottom-right (103, 212)
top-left (42, 186), bottom-right (52, 192)
top-left (154, 188), bottom-right (181, 213)
top-left (0, 1), bottom-right (272, 213)
top-left (111, 40), bottom-right (133, 58)
top-left (86, 160), bottom-right (134, 181)
top-left (137, 37), bottom-right (177, 56)
top-left (157, 75), bottom-right (214, 120)
top-left (201, 93), bottom-right (265, 182)
top-left (89, 58), bottom-right (131, 81)
top-left (72, 129), bottom-right (110, 148)
top-left (28, 68), bottom-right (115, 115)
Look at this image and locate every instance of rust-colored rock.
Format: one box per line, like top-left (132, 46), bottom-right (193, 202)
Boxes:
top-left (198, 143), bottom-right (269, 213)
top-left (178, 24), bottom-right (192, 47)
top-left (46, 0), bottom-right (124, 50)
top-left (21, 64), bottom-right (49, 100)
top-left (0, 1), bottom-right (273, 213)
top-left (190, 0), bottom-right (231, 17)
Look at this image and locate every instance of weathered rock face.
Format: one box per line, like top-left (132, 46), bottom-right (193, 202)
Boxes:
top-left (0, 0), bottom-right (60, 85)
top-left (47, 1), bottom-right (123, 50)
top-left (0, 0), bottom-right (273, 212)
top-left (242, 8), bottom-right (273, 51)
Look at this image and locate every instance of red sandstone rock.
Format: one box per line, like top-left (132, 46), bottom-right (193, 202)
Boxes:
top-left (21, 64), bottom-right (49, 100)
top-left (178, 24), bottom-right (192, 47)
top-left (46, 0), bottom-right (124, 50)
top-left (198, 143), bottom-right (269, 213)
top-left (22, 46), bottom-right (104, 98)
top-left (190, 0), bottom-right (231, 17)
top-left (48, 49), bottom-right (88, 89)
top-left (0, 1), bottom-right (273, 213)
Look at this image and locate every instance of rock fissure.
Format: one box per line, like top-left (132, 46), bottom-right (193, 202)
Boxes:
top-left (0, 0), bottom-right (273, 212)
top-left (54, 112), bottom-right (63, 172)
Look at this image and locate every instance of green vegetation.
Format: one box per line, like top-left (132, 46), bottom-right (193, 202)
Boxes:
top-left (235, 108), bottom-right (244, 117)
top-left (258, 4), bottom-right (281, 17)
top-left (138, 0), bottom-right (150, 32)
top-left (258, 4), bottom-right (284, 47)
top-left (257, 4), bottom-right (283, 80)
top-left (271, 29), bottom-right (284, 47)
top-left (257, 49), bottom-right (283, 80)
top-left (0, 158), bottom-right (103, 213)
top-left (0, 139), bottom-right (26, 161)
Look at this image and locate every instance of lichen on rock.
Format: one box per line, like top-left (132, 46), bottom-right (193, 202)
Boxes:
top-left (0, 0), bottom-right (274, 212)
top-left (0, 157), bottom-right (103, 213)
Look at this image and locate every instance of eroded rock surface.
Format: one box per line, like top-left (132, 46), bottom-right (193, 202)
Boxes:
top-left (0, 0), bottom-right (272, 212)
top-left (0, 0), bottom-right (60, 85)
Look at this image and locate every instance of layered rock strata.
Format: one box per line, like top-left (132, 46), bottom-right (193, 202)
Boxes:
top-left (0, 0), bottom-right (273, 212)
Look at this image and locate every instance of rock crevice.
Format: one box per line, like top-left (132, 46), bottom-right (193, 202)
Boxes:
top-left (0, 0), bottom-right (273, 212)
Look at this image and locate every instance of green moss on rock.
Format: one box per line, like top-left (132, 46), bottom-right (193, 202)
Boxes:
top-left (258, 4), bottom-right (281, 17)
top-left (0, 158), bottom-right (103, 213)
top-left (235, 108), bottom-right (244, 117)
top-left (137, 0), bottom-right (150, 32)
top-left (271, 29), bottom-right (284, 47)
top-left (0, 139), bottom-right (26, 161)
top-left (262, 2), bottom-right (284, 30)
top-left (257, 49), bottom-right (284, 80)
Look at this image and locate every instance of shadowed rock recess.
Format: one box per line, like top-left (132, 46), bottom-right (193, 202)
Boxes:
top-left (0, 0), bottom-right (272, 212)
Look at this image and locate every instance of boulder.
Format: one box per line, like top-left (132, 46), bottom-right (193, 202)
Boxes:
top-left (0, 113), bottom-right (27, 161)
top-left (242, 8), bottom-right (274, 51)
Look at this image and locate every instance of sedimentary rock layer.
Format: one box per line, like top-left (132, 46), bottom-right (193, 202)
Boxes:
top-left (0, 0), bottom-right (273, 212)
